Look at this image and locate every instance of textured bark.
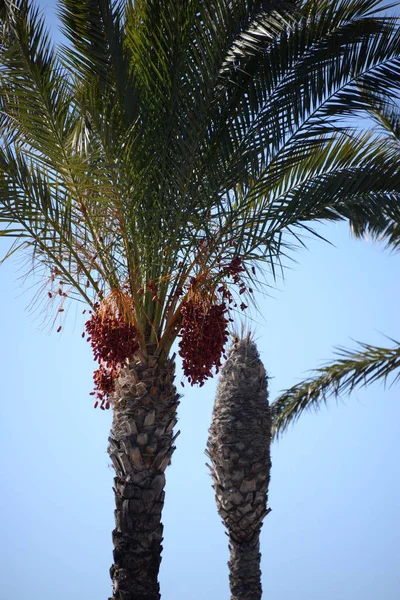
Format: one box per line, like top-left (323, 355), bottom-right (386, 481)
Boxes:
top-left (206, 336), bottom-right (271, 600)
top-left (228, 536), bottom-right (262, 600)
top-left (108, 352), bottom-right (180, 600)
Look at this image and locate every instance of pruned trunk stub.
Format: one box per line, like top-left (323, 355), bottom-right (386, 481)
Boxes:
top-left (108, 353), bottom-right (179, 600)
top-left (207, 336), bottom-right (272, 600)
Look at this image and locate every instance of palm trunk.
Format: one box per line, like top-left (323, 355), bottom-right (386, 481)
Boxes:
top-left (108, 352), bottom-right (180, 600)
top-left (228, 536), bottom-right (262, 600)
top-left (206, 336), bottom-right (271, 600)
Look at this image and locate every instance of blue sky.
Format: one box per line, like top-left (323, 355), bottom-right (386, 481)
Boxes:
top-left (1, 3), bottom-right (400, 600)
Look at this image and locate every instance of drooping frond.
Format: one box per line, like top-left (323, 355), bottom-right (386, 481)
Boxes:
top-left (271, 340), bottom-right (400, 438)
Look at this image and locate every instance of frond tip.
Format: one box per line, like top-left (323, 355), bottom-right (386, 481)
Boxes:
top-left (271, 340), bottom-right (400, 439)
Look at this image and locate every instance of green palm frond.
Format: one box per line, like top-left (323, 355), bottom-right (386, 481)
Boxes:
top-left (271, 340), bottom-right (400, 438)
top-left (350, 87), bottom-right (400, 247)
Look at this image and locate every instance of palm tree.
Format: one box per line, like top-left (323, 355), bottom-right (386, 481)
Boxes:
top-left (208, 94), bottom-right (400, 599)
top-left (1, 0), bottom-right (400, 598)
top-left (206, 334), bottom-right (271, 600)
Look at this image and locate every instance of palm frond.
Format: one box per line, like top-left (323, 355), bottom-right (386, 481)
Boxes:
top-left (271, 340), bottom-right (400, 438)
top-left (210, 2), bottom-right (400, 190)
top-left (350, 86), bottom-right (400, 249)
top-left (213, 131), bottom-right (400, 271)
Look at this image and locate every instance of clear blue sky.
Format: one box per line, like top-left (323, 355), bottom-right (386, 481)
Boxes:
top-left (1, 3), bottom-right (400, 600)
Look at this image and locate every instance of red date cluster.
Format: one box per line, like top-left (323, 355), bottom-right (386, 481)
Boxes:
top-left (85, 307), bottom-right (139, 409)
top-left (178, 298), bottom-right (229, 386)
top-left (177, 257), bottom-right (253, 386)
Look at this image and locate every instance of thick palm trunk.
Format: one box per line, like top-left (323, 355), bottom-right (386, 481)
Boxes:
top-left (206, 336), bottom-right (271, 600)
top-left (108, 352), bottom-right (179, 600)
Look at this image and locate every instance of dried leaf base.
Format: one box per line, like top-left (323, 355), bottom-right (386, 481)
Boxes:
top-left (207, 336), bottom-right (272, 600)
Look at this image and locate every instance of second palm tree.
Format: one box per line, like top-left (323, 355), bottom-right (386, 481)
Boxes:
top-left (207, 336), bottom-right (272, 600)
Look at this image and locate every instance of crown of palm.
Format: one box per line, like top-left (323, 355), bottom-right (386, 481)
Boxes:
top-left (1, 0), bottom-right (400, 377)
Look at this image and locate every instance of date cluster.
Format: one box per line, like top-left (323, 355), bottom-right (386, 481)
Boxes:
top-left (179, 299), bottom-right (230, 386)
top-left (178, 257), bottom-right (250, 386)
top-left (85, 307), bottom-right (139, 409)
